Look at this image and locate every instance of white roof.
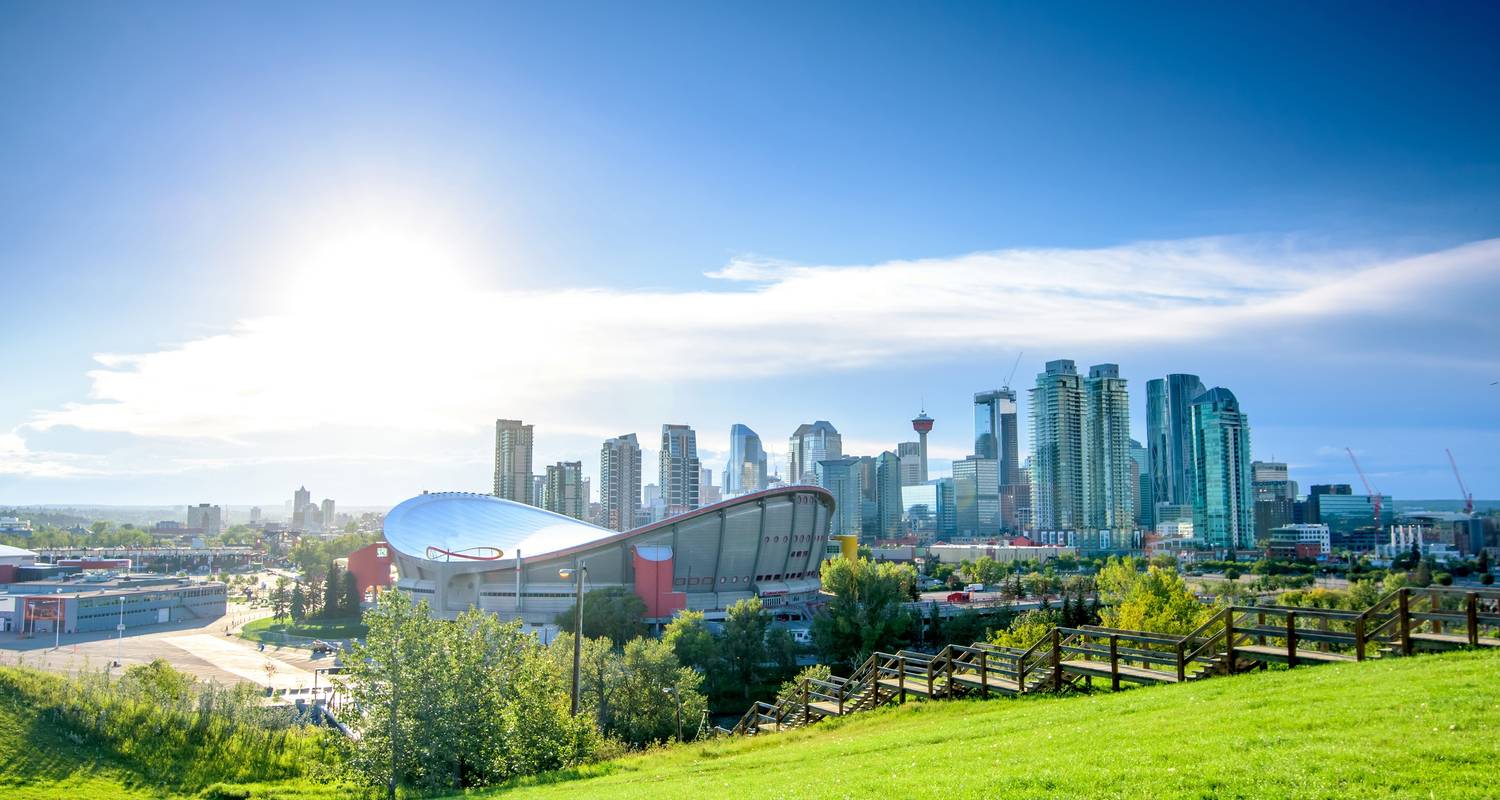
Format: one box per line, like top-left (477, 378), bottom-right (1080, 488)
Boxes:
top-left (0, 544), bottom-right (38, 558)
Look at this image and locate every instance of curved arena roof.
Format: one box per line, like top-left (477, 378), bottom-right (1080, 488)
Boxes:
top-left (384, 492), bottom-right (610, 563)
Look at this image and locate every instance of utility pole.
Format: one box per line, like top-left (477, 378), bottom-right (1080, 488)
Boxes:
top-left (559, 564), bottom-right (588, 715)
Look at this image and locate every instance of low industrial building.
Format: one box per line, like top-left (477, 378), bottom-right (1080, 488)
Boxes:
top-left (1267, 523), bottom-right (1331, 560)
top-left (0, 574), bottom-right (227, 635)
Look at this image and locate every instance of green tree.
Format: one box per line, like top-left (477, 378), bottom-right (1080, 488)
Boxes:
top-left (721, 597), bottom-right (770, 699)
top-left (270, 577), bottom-right (291, 620)
top-left (324, 561), bottom-right (343, 618)
top-left (343, 570), bottom-right (361, 615)
top-left (1413, 560), bottom-right (1433, 588)
top-left (555, 585), bottom-right (648, 646)
top-left (811, 557), bottom-right (915, 665)
top-left (1097, 557), bottom-right (1210, 636)
top-left (662, 610), bottom-right (717, 675)
top-left (990, 608), bottom-right (1059, 649)
top-left (1477, 550), bottom-right (1490, 575)
top-left (611, 636), bottom-right (708, 744)
top-left (289, 583), bottom-right (306, 622)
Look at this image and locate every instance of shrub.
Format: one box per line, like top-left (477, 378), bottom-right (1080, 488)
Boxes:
top-left (1482, 573), bottom-right (1495, 586)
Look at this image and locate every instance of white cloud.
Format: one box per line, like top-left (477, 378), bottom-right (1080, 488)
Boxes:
top-left (6, 235), bottom-right (1499, 482)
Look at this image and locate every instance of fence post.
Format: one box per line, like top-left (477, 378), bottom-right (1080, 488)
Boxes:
top-left (1467, 592), bottom-right (1479, 647)
top-left (898, 655), bottom-right (906, 703)
top-left (1432, 589), bottom-right (1444, 636)
top-left (1109, 634), bottom-right (1120, 691)
top-left (1286, 611), bottom-right (1298, 668)
top-left (1175, 639), bottom-right (1186, 682)
top-left (1051, 628), bottom-right (1062, 692)
top-left (980, 650), bottom-right (990, 698)
top-left (1015, 647), bottom-right (1026, 695)
top-left (1399, 589), bottom-right (1412, 656)
top-left (1354, 614), bottom-right (1366, 662)
top-left (1224, 609), bottom-right (1236, 673)
top-left (944, 650), bottom-right (954, 698)
top-left (802, 682), bottom-right (810, 720)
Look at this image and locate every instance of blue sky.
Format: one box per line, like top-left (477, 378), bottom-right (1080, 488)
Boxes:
top-left (1, 2), bottom-right (1498, 508)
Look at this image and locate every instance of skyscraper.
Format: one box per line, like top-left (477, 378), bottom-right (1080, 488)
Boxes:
top-left (896, 441), bottom-right (924, 486)
top-left (974, 389), bottom-right (1021, 526)
top-left (1252, 460), bottom-right (1297, 543)
top-left (1146, 374), bottom-right (1206, 517)
top-left (187, 503), bottom-right (223, 537)
top-left (724, 424), bottom-right (768, 495)
top-left (1190, 388), bottom-right (1255, 551)
top-left (320, 498), bottom-right (336, 531)
top-left (875, 451), bottom-right (904, 541)
top-left (493, 419), bottom-right (535, 505)
top-left (543, 461), bottom-right (586, 520)
top-left (1029, 359), bottom-right (1085, 531)
top-left (911, 410), bottom-right (934, 483)
top-left (953, 456), bottom-right (1001, 536)
top-left (600, 433), bottom-right (642, 532)
top-left (1082, 364), bottom-right (1133, 532)
top-left (788, 421), bottom-right (842, 485)
top-left (815, 456), bottom-right (863, 536)
top-left (1129, 439), bottom-right (1153, 529)
top-left (659, 424), bottom-right (701, 517)
top-left (292, 486), bottom-right (311, 528)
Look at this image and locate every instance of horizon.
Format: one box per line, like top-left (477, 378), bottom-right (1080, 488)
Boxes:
top-left (2, 3), bottom-right (1498, 507)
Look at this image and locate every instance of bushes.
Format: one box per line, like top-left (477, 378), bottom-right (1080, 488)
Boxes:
top-left (0, 660), bottom-right (336, 792)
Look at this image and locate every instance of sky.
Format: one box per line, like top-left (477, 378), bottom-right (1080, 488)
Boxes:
top-left (1, 2), bottom-right (1498, 510)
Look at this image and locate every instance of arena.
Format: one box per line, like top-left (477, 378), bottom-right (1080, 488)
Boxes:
top-left (385, 486), bottom-right (835, 634)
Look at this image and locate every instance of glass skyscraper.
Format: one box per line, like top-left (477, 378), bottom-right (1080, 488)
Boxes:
top-left (1146, 374), bottom-right (1206, 516)
top-left (953, 456), bottom-right (1001, 536)
top-left (1029, 360), bottom-right (1085, 531)
top-left (788, 421), bottom-right (842, 486)
top-left (814, 456), bottom-right (863, 536)
top-left (658, 424), bottom-right (701, 517)
top-left (974, 388), bottom-right (1021, 527)
top-left (1083, 364), bottom-right (1133, 532)
top-left (1189, 388), bottom-right (1254, 550)
top-left (724, 423), bottom-right (768, 495)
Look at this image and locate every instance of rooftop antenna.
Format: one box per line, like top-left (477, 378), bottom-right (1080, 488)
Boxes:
top-left (1002, 351), bottom-right (1024, 390)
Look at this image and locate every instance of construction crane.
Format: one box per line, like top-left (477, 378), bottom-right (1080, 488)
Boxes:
top-left (1446, 448), bottom-right (1474, 516)
top-left (1345, 448), bottom-right (1383, 527)
top-left (1002, 351), bottom-right (1024, 390)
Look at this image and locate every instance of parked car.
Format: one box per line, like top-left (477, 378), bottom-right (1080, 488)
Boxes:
top-left (946, 591), bottom-right (972, 603)
top-left (310, 639), bottom-right (337, 653)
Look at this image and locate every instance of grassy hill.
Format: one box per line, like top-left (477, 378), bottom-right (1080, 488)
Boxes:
top-left (0, 667), bottom-right (344, 800)
top-left (489, 649), bottom-right (1500, 800)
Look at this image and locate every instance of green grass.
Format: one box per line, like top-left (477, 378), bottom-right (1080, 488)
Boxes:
top-left (483, 649), bottom-right (1500, 800)
top-left (0, 668), bottom-right (348, 800)
top-left (239, 616), bottom-right (367, 646)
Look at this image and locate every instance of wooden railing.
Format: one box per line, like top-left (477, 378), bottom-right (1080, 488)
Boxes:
top-left (730, 585), bottom-right (1500, 736)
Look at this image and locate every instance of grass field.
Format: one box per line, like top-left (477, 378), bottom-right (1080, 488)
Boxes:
top-left (486, 648), bottom-right (1500, 800)
top-left (239, 616), bottom-right (367, 646)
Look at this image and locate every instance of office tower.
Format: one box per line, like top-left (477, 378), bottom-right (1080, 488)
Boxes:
top-left (875, 451), bottom-right (904, 540)
top-left (911, 410), bottom-right (934, 483)
top-left (1252, 460), bottom-right (1297, 543)
top-left (975, 389), bottom-right (1022, 527)
top-left (1129, 439), bottom-right (1153, 529)
top-left (1030, 359), bottom-right (1085, 531)
top-left (1146, 374), bottom-right (1206, 515)
top-left (699, 467), bottom-right (722, 506)
top-left (1189, 388), bottom-right (1255, 551)
top-left (659, 424), bottom-right (701, 517)
top-left (493, 419), bottom-right (535, 505)
top-left (320, 499), bottom-right (336, 531)
top-left (292, 486), bottom-right (311, 528)
top-left (1082, 364), bottom-right (1133, 532)
top-left (187, 503), bottom-right (222, 537)
top-left (854, 455), bottom-right (880, 540)
top-left (543, 461), bottom-right (586, 520)
top-left (249, 506), bottom-right (261, 524)
top-left (600, 433), bottom-right (642, 532)
top-left (724, 424), bottom-right (768, 495)
top-left (897, 441), bottom-right (924, 486)
top-left (953, 456), bottom-right (1001, 536)
top-left (901, 480), bottom-right (953, 541)
top-left (815, 456), bottom-right (863, 536)
top-left (788, 421), bottom-right (842, 485)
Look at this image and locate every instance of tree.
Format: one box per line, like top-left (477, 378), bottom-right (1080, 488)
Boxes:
top-left (302, 573), bottom-right (325, 619)
top-left (340, 591), bottom-right (594, 794)
top-left (812, 557), bottom-right (915, 665)
top-left (290, 583), bottom-right (306, 622)
top-left (343, 570), bottom-right (361, 615)
top-left (721, 597), bottom-right (770, 699)
top-left (1478, 550), bottom-right (1490, 575)
top-left (324, 561), bottom-right (343, 618)
top-left (662, 610), bottom-right (717, 675)
top-left (1413, 560), bottom-right (1433, 588)
top-left (270, 577), bottom-right (291, 620)
top-left (990, 609), bottom-right (1059, 649)
top-left (1096, 557), bottom-right (1211, 636)
top-left (610, 637), bottom-right (708, 745)
top-left (555, 586), bottom-right (648, 646)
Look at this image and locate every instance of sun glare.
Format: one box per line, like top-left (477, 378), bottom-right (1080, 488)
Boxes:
top-left (284, 225), bottom-right (476, 314)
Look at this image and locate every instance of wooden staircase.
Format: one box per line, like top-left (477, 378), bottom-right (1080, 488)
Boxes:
top-left (730, 586), bottom-right (1500, 737)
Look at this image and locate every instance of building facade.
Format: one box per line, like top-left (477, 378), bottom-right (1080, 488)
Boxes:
top-left (493, 419), bottom-right (535, 505)
top-left (1189, 387), bottom-right (1255, 550)
top-left (724, 424), bottom-right (768, 496)
top-left (187, 504), bottom-right (222, 538)
top-left (659, 424), bottom-right (701, 517)
top-left (1146, 373), bottom-right (1206, 517)
top-left (1082, 364), bottom-right (1133, 532)
top-left (788, 421), bottom-right (842, 486)
top-left (1030, 360), bottom-right (1085, 531)
top-left (815, 456), bottom-right (863, 537)
top-left (974, 389), bottom-right (1021, 528)
top-left (600, 433), bottom-right (642, 532)
top-left (953, 456), bottom-right (1001, 537)
top-left (543, 461), bottom-right (587, 520)
top-left (874, 451), bottom-right (904, 541)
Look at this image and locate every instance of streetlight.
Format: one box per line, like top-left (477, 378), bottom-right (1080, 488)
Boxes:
top-left (558, 564), bottom-right (587, 716)
top-left (662, 686), bottom-right (683, 742)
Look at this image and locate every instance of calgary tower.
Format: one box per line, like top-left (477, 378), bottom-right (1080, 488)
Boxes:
top-left (911, 408), bottom-right (934, 483)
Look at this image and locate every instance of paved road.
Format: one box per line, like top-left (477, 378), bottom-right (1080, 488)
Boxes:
top-left (0, 600), bottom-right (340, 694)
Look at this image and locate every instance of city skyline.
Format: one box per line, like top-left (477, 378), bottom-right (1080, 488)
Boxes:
top-left (2, 4), bottom-right (1498, 505)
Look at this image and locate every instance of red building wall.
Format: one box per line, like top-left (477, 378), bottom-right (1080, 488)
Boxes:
top-left (346, 541), bottom-right (395, 601)
top-left (631, 545), bottom-right (686, 618)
